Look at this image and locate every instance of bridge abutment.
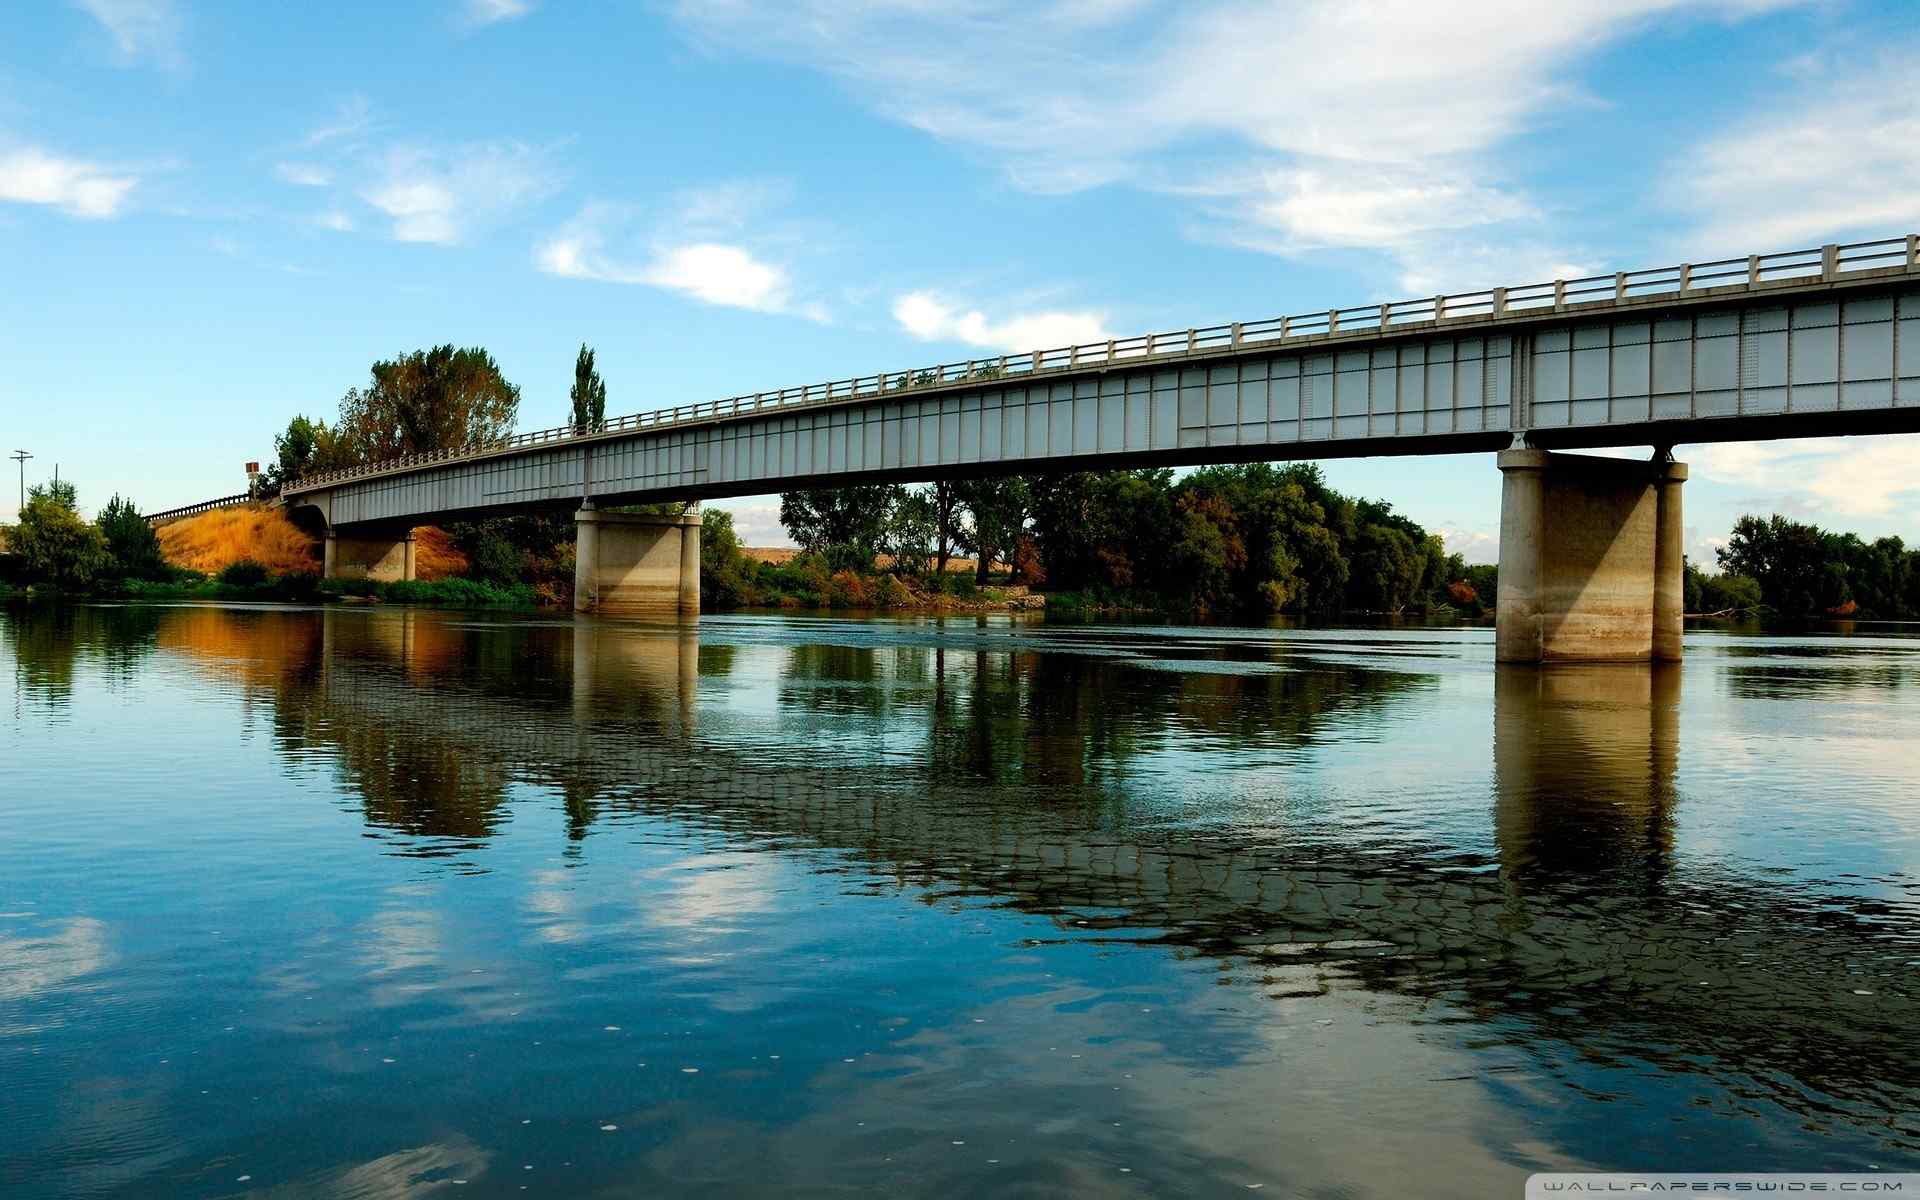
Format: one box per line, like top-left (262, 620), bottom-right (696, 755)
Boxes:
top-left (573, 504), bottom-right (701, 618)
top-left (323, 529), bottom-right (416, 583)
top-left (1495, 449), bottom-right (1687, 663)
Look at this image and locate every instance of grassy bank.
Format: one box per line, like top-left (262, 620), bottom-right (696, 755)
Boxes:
top-left (3, 571), bottom-right (536, 609)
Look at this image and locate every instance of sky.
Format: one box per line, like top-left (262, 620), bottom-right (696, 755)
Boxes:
top-left (2, 0), bottom-right (1918, 563)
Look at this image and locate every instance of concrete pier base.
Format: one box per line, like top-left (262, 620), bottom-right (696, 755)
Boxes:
top-left (573, 504), bottom-right (701, 617)
top-left (323, 529), bottom-right (416, 582)
top-left (1495, 449), bottom-right (1687, 663)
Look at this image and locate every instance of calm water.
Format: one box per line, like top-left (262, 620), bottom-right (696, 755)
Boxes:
top-left (3, 602), bottom-right (1918, 1198)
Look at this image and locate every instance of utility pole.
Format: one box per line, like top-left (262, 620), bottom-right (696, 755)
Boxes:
top-left (10, 449), bottom-right (30, 515)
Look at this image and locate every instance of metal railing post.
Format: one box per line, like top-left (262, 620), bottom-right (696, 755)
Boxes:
top-left (1679, 263), bottom-right (1692, 292)
top-left (1491, 287), bottom-right (1507, 316)
top-left (1821, 243), bottom-right (1840, 279)
top-left (1614, 272), bottom-right (1627, 301)
top-left (1747, 255), bottom-right (1761, 286)
top-left (1327, 309), bottom-right (1338, 335)
top-left (1552, 281), bottom-right (1565, 311)
top-left (1435, 294), bottom-right (1447, 320)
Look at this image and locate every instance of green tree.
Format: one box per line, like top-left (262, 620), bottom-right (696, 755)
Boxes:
top-left (569, 343), bottom-right (608, 434)
top-left (337, 345), bottom-right (521, 460)
top-left (13, 480), bottom-right (110, 588)
top-left (954, 477), bottom-right (1030, 585)
top-left (1718, 514), bottom-right (1851, 615)
top-left (779, 485), bottom-right (900, 571)
top-left (884, 488), bottom-right (938, 576)
top-left (263, 414), bottom-right (358, 491)
top-left (96, 494), bottom-right (167, 581)
top-left (699, 507), bottom-right (760, 607)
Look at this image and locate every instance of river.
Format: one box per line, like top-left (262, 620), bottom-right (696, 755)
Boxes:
top-left (2, 601), bottom-right (1917, 1197)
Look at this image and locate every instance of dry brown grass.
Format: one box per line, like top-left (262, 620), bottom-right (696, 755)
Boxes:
top-left (157, 506), bottom-right (468, 580)
top-left (411, 526), bottom-right (468, 581)
top-left (158, 506), bottom-right (321, 575)
top-left (743, 546), bottom-right (980, 572)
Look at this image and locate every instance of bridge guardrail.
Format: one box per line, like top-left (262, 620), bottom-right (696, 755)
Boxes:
top-left (286, 233), bottom-right (1920, 492)
top-left (145, 493), bottom-right (257, 526)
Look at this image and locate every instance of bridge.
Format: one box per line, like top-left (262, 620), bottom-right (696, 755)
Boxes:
top-left (279, 234), bottom-right (1920, 661)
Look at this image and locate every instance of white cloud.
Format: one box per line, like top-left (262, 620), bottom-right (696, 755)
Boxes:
top-left (1669, 48), bottom-right (1920, 253)
top-left (360, 141), bottom-right (557, 245)
top-left (0, 146), bottom-right (136, 218)
top-left (714, 498), bottom-right (790, 547)
top-left (671, 0), bottom-right (1798, 292)
top-left (303, 95), bottom-right (373, 149)
top-left (539, 226), bottom-right (800, 315)
top-left (1434, 525), bottom-right (1498, 565)
top-left (535, 188), bottom-right (824, 319)
top-left (71, 0), bottom-right (183, 71)
top-left (893, 291), bottom-right (1112, 353)
top-left (646, 243), bottom-right (793, 312)
top-left (464, 0), bottom-right (533, 26)
top-left (1688, 436), bottom-right (1920, 521)
top-left (0, 918), bottom-right (110, 1002)
top-left (274, 161), bottom-right (332, 187)
top-left (313, 209), bottom-right (354, 233)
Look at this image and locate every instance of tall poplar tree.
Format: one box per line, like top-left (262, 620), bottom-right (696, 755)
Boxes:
top-left (570, 344), bottom-right (607, 434)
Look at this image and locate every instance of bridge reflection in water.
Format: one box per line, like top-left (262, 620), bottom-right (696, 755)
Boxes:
top-left (50, 604), bottom-right (1912, 1141)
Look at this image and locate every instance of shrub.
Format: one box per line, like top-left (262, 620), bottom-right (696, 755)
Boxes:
top-left (464, 530), bottom-right (524, 585)
top-left (940, 571), bottom-right (978, 598)
top-left (219, 559), bottom-right (271, 587)
top-left (872, 574), bottom-right (914, 608)
top-left (828, 569), bottom-right (870, 608)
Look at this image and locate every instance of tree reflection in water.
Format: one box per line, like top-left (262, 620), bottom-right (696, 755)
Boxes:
top-left (114, 605), bottom-right (1920, 1142)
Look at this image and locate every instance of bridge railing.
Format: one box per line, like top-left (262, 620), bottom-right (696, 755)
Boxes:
top-left (287, 233), bottom-right (1920, 491)
top-left (145, 492), bottom-right (256, 526)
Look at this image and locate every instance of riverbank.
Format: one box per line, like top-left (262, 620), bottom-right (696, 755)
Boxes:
top-left (1, 575), bottom-right (535, 608)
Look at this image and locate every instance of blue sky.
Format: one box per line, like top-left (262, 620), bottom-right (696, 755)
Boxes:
top-left (2, 0), bottom-right (1918, 562)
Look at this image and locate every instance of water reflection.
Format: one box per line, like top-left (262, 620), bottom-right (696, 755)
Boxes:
top-left (120, 607), bottom-right (1919, 1128)
top-left (6, 603), bottom-right (1919, 1194)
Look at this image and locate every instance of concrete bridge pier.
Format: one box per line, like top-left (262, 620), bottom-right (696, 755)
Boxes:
top-left (1495, 448), bottom-right (1687, 663)
top-left (323, 528), bottom-right (417, 583)
top-left (573, 502), bottom-right (701, 617)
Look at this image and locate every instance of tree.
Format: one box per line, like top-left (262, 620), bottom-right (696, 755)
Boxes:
top-left (96, 494), bottom-right (167, 581)
top-left (954, 477), bottom-right (1030, 585)
top-left (779, 485), bottom-right (900, 571)
top-left (1718, 514), bottom-right (1850, 615)
top-left (13, 480), bottom-right (110, 588)
top-left (263, 415), bottom-right (357, 492)
top-left (570, 344), bottom-right (607, 434)
top-left (931, 480), bottom-right (962, 575)
top-left (337, 345), bottom-right (521, 460)
top-left (884, 488), bottom-right (938, 576)
top-left (699, 507), bottom-right (759, 607)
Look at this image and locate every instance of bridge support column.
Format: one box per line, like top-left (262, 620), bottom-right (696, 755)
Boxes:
top-left (1495, 449), bottom-right (1687, 663)
top-left (573, 505), bottom-right (700, 619)
top-left (1652, 461), bottom-right (1687, 662)
top-left (322, 529), bottom-right (416, 582)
